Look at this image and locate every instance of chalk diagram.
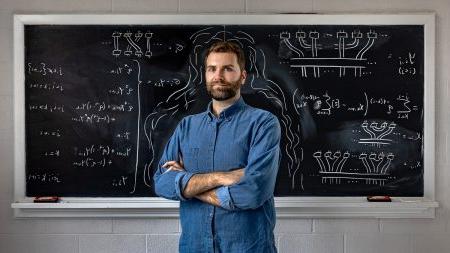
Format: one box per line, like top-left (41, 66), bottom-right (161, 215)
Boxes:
top-left (111, 31), bottom-right (153, 58)
top-left (313, 150), bottom-right (394, 185)
top-left (280, 30), bottom-right (378, 78)
top-left (312, 120), bottom-right (397, 186)
top-left (359, 121), bottom-right (396, 147)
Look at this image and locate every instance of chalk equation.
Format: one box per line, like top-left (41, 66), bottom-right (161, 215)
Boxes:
top-left (27, 62), bottom-right (64, 76)
top-left (71, 113), bottom-right (117, 124)
top-left (29, 104), bottom-right (65, 113)
top-left (74, 101), bottom-right (134, 113)
top-left (108, 84), bottom-right (134, 96)
top-left (74, 144), bottom-right (132, 158)
top-left (392, 52), bottom-right (417, 76)
top-left (39, 129), bottom-right (62, 138)
top-left (27, 172), bottom-right (62, 184)
top-left (293, 91), bottom-right (419, 119)
top-left (73, 157), bottom-right (113, 168)
top-left (29, 82), bottom-right (64, 92)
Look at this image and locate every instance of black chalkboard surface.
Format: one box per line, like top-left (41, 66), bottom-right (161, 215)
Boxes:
top-left (24, 22), bottom-right (425, 197)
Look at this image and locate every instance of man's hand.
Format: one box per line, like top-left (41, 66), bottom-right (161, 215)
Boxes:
top-left (162, 159), bottom-right (185, 173)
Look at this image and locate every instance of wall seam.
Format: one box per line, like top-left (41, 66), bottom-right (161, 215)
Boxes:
top-left (145, 234), bottom-right (148, 253)
top-left (77, 235), bottom-right (80, 253)
top-left (343, 233), bottom-right (347, 253)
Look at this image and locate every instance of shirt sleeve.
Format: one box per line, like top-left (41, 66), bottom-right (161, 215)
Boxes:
top-left (153, 119), bottom-right (195, 201)
top-left (216, 114), bottom-right (281, 211)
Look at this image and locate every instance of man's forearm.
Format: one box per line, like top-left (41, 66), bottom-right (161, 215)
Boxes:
top-left (182, 172), bottom-right (223, 199)
top-left (195, 189), bottom-right (221, 207)
top-left (182, 169), bottom-right (244, 199)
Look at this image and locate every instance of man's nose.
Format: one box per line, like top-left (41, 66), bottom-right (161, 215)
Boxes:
top-left (212, 70), bottom-right (224, 81)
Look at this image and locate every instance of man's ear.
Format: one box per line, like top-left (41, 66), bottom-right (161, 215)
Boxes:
top-left (241, 70), bottom-right (247, 85)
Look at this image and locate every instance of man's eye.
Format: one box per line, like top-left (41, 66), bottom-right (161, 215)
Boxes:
top-left (225, 67), bottom-right (234, 71)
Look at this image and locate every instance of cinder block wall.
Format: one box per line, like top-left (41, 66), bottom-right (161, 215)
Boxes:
top-left (0, 1), bottom-right (449, 252)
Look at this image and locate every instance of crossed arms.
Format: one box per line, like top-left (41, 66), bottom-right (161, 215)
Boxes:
top-left (161, 160), bottom-right (244, 207)
top-left (153, 115), bottom-right (281, 211)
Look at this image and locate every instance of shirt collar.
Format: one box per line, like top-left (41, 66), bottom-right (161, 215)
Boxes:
top-left (207, 96), bottom-right (246, 121)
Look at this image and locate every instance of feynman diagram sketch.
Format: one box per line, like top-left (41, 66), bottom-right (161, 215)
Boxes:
top-left (24, 24), bottom-right (424, 196)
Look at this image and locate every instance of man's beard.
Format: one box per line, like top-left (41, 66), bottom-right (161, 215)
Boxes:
top-left (206, 78), bottom-right (242, 101)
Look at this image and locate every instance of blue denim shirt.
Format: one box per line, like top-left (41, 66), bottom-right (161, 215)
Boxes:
top-left (154, 97), bottom-right (281, 253)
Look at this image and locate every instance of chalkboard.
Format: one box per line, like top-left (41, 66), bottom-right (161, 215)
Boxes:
top-left (19, 15), bottom-right (433, 198)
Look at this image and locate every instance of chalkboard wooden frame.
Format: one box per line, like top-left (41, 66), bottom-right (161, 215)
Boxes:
top-left (12, 14), bottom-right (438, 218)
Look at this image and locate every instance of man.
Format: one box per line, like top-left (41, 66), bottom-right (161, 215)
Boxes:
top-left (154, 41), bottom-right (281, 253)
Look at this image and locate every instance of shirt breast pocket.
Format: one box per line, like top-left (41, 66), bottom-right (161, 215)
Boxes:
top-left (182, 147), bottom-right (199, 171)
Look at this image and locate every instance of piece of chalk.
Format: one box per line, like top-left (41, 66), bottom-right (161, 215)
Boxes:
top-left (367, 196), bottom-right (391, 202)
top-left (163, 168), bottom-right (173, 174)
top-left (33, 196), bottom-right (60, 203)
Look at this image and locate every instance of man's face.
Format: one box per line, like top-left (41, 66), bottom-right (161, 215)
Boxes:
top-left (205, 52), bottom-right (246, 101)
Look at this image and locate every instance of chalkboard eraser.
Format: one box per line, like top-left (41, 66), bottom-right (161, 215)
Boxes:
top-left (33, 196), bottom-right (60, 203)
top-left (367, 196), bottom-right (391, 202)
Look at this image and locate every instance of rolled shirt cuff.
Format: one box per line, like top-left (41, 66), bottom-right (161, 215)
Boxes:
top-left (175, 171), bottom-right (195, 201)
top-left (216, 186), bottom-right (236, 210)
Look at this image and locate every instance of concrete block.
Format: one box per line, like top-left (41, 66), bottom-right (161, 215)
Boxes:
top-left (0, 234), bottom-right (78, 253)
top-left (0, 11), bottom-right (13, 29)
top-left (313, 0), bottom-right (389, 12)
top-left (435, 155), bottom-right (448, 204)
top-left (0, 201), bottom-right (48, 234)
top-left (0, 96), bottom-right (13, 131)
top-left (147, 234), bottom-right (180, 253)
top-left (380, 210), bottom-right (447, 234)
top-left (79, 234), bottom-right (146, 253)
top-left (0, 0), bottom-right (111, 12)
top-left (0, 61), bottom-right (13, 96)
top-left (412, 234), bottom-right (450, 253)
top-left (0, 0), bottom-right (31, 11)
top-left (275, 218), bottom-right (312, 233)
top-left (375, 0), bottom-right (449, 11)
top-left (2, 204), bottom-right (112, 235)
top-left (346, 233), bottom-right (412, 253)
top-left (278, 234), bottom-right (343, 253)
top-left (247, 0), bottom-right (313, 13)
top-left (0, 124), bottom-right (13, 140)
top-left (313, 218), bottom-right (379, 233)
top-left (0, 137), bottom-right (13, 201)
top-left (113, 218), bottom-right (179, 233)
top-left (0, 28), bottom-right (12, 63)
top-left (313, 0), bottom-right (449, 13)
top-left (180, 0), bottom-right (245, 13)
top-left (43, 219), bottom-right (113, 234)
top-left (112, 0), bottom-right (178, 13)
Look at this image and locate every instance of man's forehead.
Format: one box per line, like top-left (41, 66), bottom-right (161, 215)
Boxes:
top-left (206, 52), bottom-right (239, 66)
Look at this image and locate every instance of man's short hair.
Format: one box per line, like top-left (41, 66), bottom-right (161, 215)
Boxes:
top-left (205, 41), bottom-right (246, 71)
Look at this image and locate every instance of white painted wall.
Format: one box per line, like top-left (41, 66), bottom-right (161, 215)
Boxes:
top-left (0, 0), bottom-right (448, 252)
